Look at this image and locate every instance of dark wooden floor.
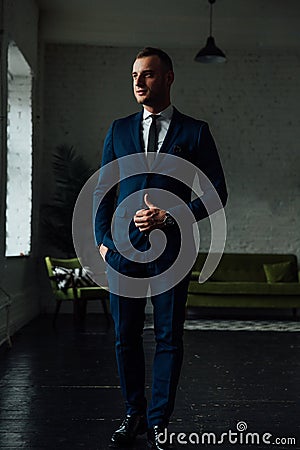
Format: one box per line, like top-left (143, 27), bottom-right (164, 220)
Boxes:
top-left (0, 314), bottom-right (300, 449)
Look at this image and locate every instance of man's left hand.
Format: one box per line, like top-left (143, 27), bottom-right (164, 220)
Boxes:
top-left (134, 194), bottom-right (166, 232)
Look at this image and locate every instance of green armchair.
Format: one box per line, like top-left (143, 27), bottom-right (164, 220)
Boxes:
top-left (45, 256), bottom-right (110, 327)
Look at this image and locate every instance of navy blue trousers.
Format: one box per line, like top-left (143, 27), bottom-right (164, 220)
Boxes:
top-left (106, 249), bottom-right (190, 427)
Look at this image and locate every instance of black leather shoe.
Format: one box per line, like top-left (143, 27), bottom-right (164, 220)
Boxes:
top-left (109, 414), bottom-right (147, 447)
top-left (147, 426), bottom-right (175, 449)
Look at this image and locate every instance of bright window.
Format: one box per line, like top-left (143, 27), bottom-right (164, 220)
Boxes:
top-left (5, 43), bottom-right (33, 257)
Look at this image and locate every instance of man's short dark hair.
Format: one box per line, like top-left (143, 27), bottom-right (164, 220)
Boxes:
top-left (135, 47), bottom-right (173, 72)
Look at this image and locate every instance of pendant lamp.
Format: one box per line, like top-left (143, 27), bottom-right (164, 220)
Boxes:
top-left (195, 0), bottom-right (226, 63)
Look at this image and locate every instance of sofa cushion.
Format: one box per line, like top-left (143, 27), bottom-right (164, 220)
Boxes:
top-left (263, 261), bottom-right (295, 283)
top-left (188, 281), bottom-right (300, 296)
top-left (51, 266), bottom-right (96, 293)
top-left (193, 253), bottom-right (299, 282)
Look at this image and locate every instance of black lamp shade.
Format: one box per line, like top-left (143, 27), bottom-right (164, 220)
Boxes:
top-left (194, 36), bottom-right (226, 63)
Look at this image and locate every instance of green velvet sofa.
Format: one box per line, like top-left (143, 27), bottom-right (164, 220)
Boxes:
top-left (187, 253), bottom-right (300, 312)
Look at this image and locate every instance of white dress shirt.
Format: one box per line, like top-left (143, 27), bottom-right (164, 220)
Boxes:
top-left (141, 104), bottom-right (173, 153)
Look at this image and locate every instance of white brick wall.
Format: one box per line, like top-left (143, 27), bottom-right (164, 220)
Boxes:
top-left (42, 45), bottom-right (300, 264)
top-left (0, 0), bottom-right (39, 343)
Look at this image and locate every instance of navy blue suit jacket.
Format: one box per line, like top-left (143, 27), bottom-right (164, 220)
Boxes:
top-left (94, 107), bottom-right (227, 261)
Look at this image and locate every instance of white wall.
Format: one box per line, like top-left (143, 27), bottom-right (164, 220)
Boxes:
top-left (0, 0), bottom-right (40, 343)
top-left (174, 49), bottom-right (300, 256)
top-left (41, 44), bottom-right (300, 264)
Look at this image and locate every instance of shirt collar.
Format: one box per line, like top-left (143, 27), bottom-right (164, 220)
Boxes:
top-left (143, 104), bottom-right (173, 121)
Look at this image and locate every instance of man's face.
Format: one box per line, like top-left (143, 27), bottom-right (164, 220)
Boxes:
top-left (132, 55), bottom-right (173, 110)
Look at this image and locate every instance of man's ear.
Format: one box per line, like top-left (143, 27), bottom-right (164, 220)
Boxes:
top-left (166, 70), bottom-right (174, 87)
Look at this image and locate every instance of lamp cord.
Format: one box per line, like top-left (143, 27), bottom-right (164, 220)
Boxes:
top-left (209, 0), bottom-right (214, 37)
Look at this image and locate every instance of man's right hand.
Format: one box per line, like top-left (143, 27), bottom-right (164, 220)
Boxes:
top-left (99, 243), bottom-right (109, 261)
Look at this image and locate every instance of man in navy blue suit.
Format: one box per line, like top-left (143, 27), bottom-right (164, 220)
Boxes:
top-left (94, 47), bottom-right (227, 449)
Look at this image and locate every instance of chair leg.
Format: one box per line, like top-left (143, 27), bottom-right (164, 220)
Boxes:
top-left (6, 304), bottom-right (12, 347)
top-left (53, 300), bottom-right (62, 328)
top-left (101, 297), bottom-right (110, 325)
top-left (73, 299), bottom-right (87, 329)
top-left (293, 308), bottom-right (299, 321)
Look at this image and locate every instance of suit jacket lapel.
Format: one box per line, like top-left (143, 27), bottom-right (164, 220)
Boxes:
top-left (150, 108), bottom-right (184, 171)
top-left (130, 108), bottom-right (183, 155)
top-left (128, 110), bottom-right (149, 172)
top-left (159, 107), bottom-right (183, 155)
top-left (130, 111), bottom-right (144, 154)
top-left (129, 108), bottom-right (184, 172)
